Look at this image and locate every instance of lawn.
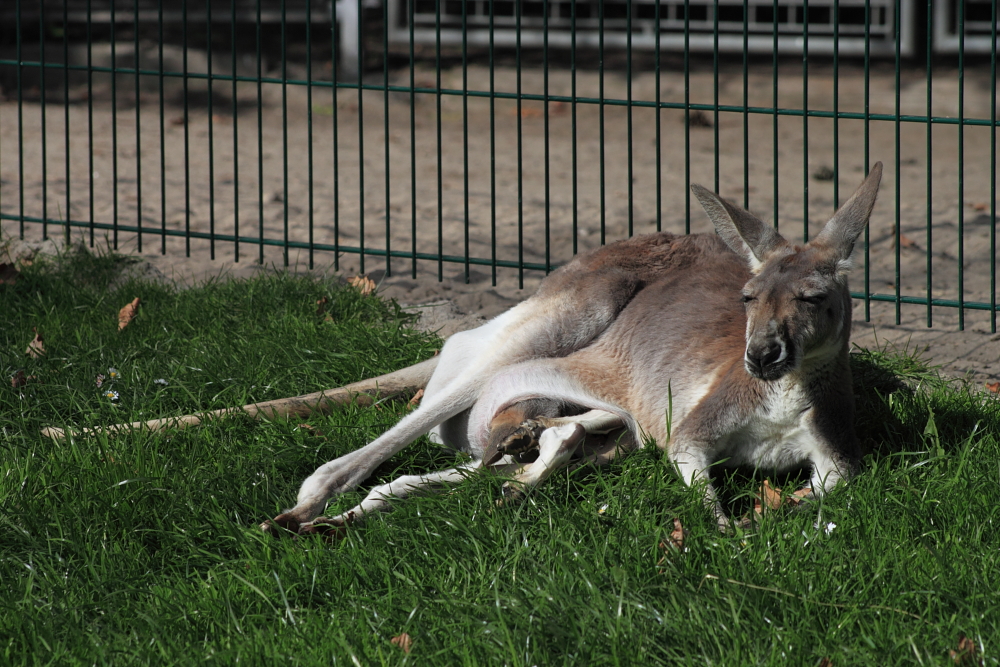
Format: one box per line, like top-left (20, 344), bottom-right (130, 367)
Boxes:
top-left (2, 247), bottom-right (998, 666)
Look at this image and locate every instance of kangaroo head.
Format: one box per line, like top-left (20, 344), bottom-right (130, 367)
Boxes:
top-left (692, 163), bottom-right (883, 381)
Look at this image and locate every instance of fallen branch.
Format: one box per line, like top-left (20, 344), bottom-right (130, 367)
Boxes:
top-left (41, 357), bottom-right (439, 442)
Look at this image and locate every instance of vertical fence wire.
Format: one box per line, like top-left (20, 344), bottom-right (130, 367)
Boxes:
top-left (957, 0), bottom-right (965, 330)
top-left (655, 0), bottom-right (662, 229)
top-left (207, 0), bottom-right (216, 260)
top-left (599, 0), bottom-right (606, 245)
top-left (462, 0), bottom-right (469, 282)
top-left (863, 0), bottom-right (871, 321)
top-left (62, 0), bottom-right (70, 244)
top-left (742, 0), bottom-right (748, 210)
top-left (183, 0), bottom-right (192, 256)
top-left (894, 0), bottom-right (901, 324)
top-left (436, 0), bottom-right (443, 280)
top-left (925, 0), bottom-right (933, 327)
top-left (110, 1), bottom-right (119, 249)
top-left (517, 0), bottom-right (524, 287)
top-left (712, 0), bottom-right (719, 193)
top-left (87, 0), bottom-right (94, 245)
top-left (544, 0), bottom-right (552, 264)
top-left (308, 0), bottom-right (316, 269)
top-left (489, 0), bottom-right (498, 284)
top-left (771, 0), bottom-right (778, 230)
top-left (332, 0), bottom-right (341, 271)
top-left (134, 0), bottom-right (143, 253)
top-left (684, 0), bottom-right (690, 234)
top-left (356, 0), bottom-right (365, 274)
top-left (626, 0), bottom-right (633, 238)
top-left (16, 0), bottom-right (23, 241)
top-left (410, 0), bottom-right (419, 279)
top-left (256, 0), bottom-right (264, 264)
top-left (571, 0), bottom-right (579, 251)
top-left (801, 0), bottom-right (809, 243)
top-left (158, 1), bottom-right (166, 253)
top-left (40, 2), bottom-right (48, 242)
top-left (384, 0), bottom-right (393, 276)
top-left (992, 0), bottom-right (998, 334)
top-left (232, 0), bottom-right (241, 262)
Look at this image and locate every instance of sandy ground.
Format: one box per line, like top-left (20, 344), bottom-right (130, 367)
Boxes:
top-left (2, 51), bottom-right (999, 383)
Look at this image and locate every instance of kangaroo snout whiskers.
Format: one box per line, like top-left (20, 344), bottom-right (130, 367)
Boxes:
top-left (263, 162), bottom-right (883, 538)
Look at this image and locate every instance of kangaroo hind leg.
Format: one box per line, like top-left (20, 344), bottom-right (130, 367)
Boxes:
top-left (292, 463), bottom-right (478, 541)
top-left (498, 409), bottom-right (626, 502)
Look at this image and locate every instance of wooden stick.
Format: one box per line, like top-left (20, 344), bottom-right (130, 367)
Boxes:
top-left (41, 357), bottom-right (439, 442)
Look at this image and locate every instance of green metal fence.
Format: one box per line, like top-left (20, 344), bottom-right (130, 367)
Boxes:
top-left (0, 0), bottom-right (997, 332)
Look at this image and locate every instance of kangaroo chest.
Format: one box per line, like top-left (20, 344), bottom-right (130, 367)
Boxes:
top-left (714, 381), bottom-right (823, 471)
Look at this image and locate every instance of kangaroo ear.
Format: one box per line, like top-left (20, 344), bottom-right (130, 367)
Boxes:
top-left (813, 162), bottom-right (883, 261)
top-left (692, 185), bottom-right (787, 272)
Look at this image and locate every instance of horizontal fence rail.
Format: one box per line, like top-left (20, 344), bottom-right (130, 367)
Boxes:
top-left (0, 0), bottom-right (998, 333)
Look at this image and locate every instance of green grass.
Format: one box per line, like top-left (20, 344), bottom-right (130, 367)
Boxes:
top-left (2, 247), bottom-right (1000, 666)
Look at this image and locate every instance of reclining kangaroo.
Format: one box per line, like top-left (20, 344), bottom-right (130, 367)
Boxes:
top-left (263, 162), bottom-right (882, 536)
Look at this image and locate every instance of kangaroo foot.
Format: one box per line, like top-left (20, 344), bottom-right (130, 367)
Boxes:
top-left (261, 512), bottom-right (301, 538)
top-left (496, 420), bottom-right (547, 456)
top-left (298, 516), bottom-right (351, 543)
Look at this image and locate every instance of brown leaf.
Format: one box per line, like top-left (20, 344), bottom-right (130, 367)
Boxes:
top-left (950, 634), bottom-right (982, 666)
top-left (407, 388), bottom-right (424, 408)
top-left (11, 370), bottom-right (26, 388)
top-left (754, 480), bottom-right (784, 516)
top-left (986, 382), bottom-right (1000, 394)
top-left (668, 518), bottom-right (686, 551)
top-left (390, 633), bottom-right (413, 653)
top-left (788, 486), bottom-right (813, 505)
top-left (297, 423), bottom-right (325, 437)
top-left (898, 234), bottom-right (918, 249)
top-left (0, 263), bottom-right (19, 285)
top-left (170, 115), bottom-right (186, 125)
top-left (316, 296), bottom-right (329, 315)
top-left (25, 328), bottom-right (45, 358)
top-left (817, 658), bottom-right (833, 667)
top-left (348, 275), bottom-right (376, 296)
top-left (657, 518), bottom-right (688, 566)
top-left (118, 297), bottom-right (141, 331)
top-left (973, 202), bottom-right (988, 211)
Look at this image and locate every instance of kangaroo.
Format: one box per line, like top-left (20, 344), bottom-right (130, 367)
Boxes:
top-left (262, 162), bottom-right (882, 537)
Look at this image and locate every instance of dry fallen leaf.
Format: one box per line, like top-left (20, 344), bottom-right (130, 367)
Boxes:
top-left (118, 297), bottom-right (141, 331)
top-left (25, 328), bottom-right (45, 358)
top-left (973, 202), bottom-right (988, 211)
top-left (950, 634), bottom-right (982, 666)
top-left (390, 633), bottom-right (413, 653)
top-left (657, 518), bottom-right (688, 566)
top-left (11, 370), bottom-right (27, 388)
top-left (0, 263), bottom-right (19, 285)
top-left (898, 234), bottom-right (918, 249)
top-left (408, 388), bottom-right (424, 408)
top-left (348, 275), bottom-right (376, 296)
top-left (788, 486), bottom-right (813, 505)
top-left (818, 658), bottom-right (833, 667)
top-left (754, 480), bottom-right (784, 515)
top-left (986, 382), bottom-right (1000, 394)
top-left (316, 296), bottom-right (329, 315)
top-left (297, 423), bottom-right (325, 437)
top-left (170, 115), bottom-right (186, 126)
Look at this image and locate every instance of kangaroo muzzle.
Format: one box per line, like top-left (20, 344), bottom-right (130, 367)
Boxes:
top-left (744, 336), bottom-right (790, 380)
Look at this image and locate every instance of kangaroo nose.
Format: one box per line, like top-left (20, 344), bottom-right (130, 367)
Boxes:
top-left (746, 341), bottom-right (785, 377)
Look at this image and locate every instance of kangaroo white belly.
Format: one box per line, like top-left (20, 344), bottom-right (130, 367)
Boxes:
top-left (717, 381), bottom-right (821, 471)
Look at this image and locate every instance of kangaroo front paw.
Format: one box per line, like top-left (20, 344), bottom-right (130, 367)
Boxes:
top-left (497, 420), bottom-right (547, 456)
